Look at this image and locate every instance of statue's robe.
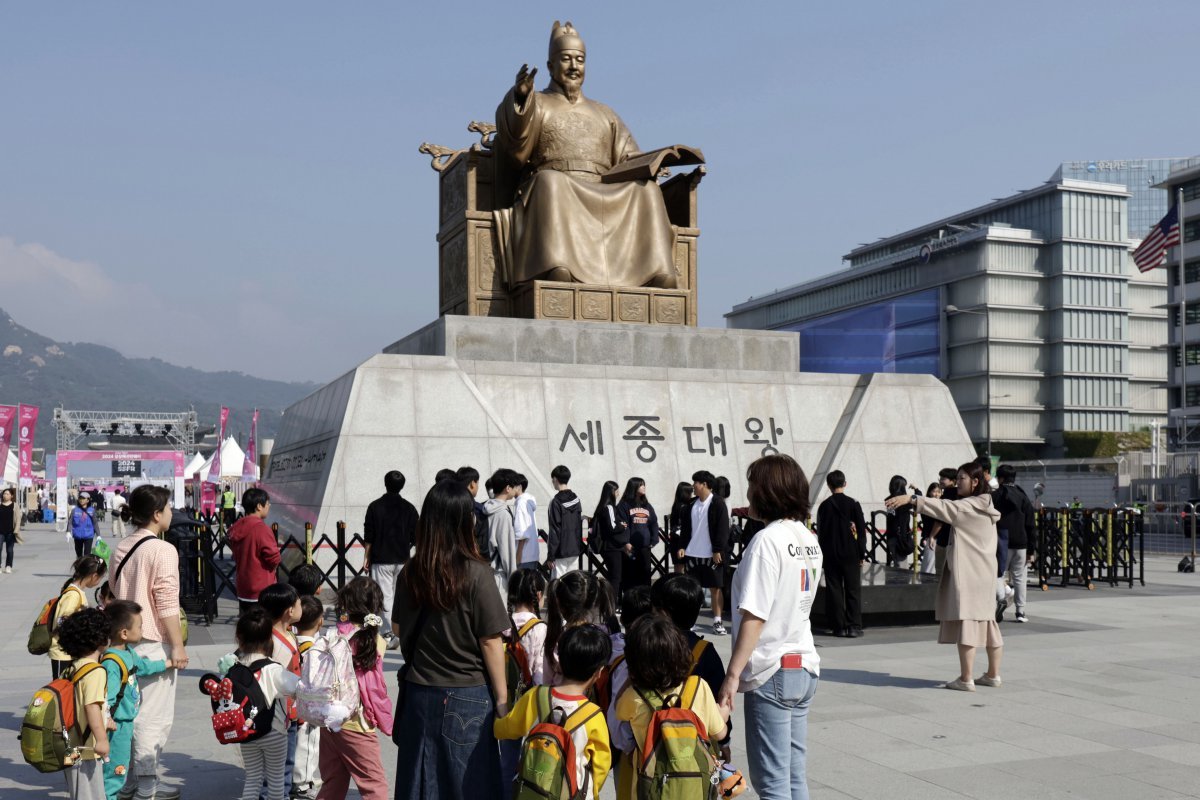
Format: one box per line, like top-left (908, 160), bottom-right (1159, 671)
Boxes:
top-left (493, 83), bottom-right (675, 287)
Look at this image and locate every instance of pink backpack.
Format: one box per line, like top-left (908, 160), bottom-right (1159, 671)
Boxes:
top-left (295, 630), bottom-right (360, 731)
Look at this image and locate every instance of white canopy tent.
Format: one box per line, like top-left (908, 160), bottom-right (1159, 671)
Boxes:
top-left (191, 436), bottom-right (259, 481)
top-left (3, 450), bottom-right (16, 486)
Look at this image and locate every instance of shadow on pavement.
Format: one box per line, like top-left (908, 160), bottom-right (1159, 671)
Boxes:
top-left (818, 668), bottom-right (943, 689)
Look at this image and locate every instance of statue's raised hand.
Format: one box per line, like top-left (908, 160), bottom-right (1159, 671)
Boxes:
top-left (514, 64), bottom-right (537, 101)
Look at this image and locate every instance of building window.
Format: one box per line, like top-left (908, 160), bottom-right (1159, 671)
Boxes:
top-left (1172, 306), bottom-right (1200, 327)
top-left (1182, 178), bottom-right (1200, 203)
top-left (1186, 219), bottom-right (1200, 244)
top-left (1188, 386), bottom-right (1200, 407)
top-left (1174, 346), bottom-right (1200, 367)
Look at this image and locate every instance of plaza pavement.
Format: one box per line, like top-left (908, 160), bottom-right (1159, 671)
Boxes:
top-left (3, 523), bottom-right (1200, 798)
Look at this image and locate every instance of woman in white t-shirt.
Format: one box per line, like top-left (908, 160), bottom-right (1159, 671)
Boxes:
top-left (718, 454), bottom-right (823, 800)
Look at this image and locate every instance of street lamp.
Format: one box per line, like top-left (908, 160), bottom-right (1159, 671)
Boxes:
top-left (946, 304), bottom-right (992, 456)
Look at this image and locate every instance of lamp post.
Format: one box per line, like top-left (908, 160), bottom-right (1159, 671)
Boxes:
top-left (946, 304), bottom-right (992, 456)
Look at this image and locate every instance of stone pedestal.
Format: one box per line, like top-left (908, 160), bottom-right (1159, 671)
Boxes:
top-left (385, 316), bottom-right (797, 371)
top-left (264, 319), bottom-right (974, 538)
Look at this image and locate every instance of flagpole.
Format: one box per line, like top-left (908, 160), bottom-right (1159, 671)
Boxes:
top-left (1181, 187), bottom-right (1189, 474)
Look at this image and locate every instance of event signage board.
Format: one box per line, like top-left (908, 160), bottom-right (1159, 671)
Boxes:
top-left (17, 404), bottom-right (39, 486)
top-left (241, 409), bottom-right (258, 482)
top-left (208, 406), bottom-right (229, 484)
top-left (111, 458), bottom-right (142, 478)
top-left (0, 405), bottom-right (16, 473)
top-left (55, 450), bottom-right (186, 532)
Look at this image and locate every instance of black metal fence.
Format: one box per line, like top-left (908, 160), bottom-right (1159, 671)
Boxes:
top-left (855, 507), bottom-right (1145, 589)
top-left (179, 502), bottom-right (1157, 624)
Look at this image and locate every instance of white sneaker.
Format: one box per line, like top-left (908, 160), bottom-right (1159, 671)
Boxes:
top-left (3, 566), bottom-right (10, 573)
top-left (976, 674), bottom-right (1002, 688)
top-left (945, 677), bottom-right (975, 691)
top-left (712, 620), bottom-right (727, 636)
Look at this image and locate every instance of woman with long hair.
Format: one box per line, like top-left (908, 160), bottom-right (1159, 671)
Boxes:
top-left (591, 480), bottom-right (625, 590)
top-left (392, 480), bottom-right (509, 799)
top-left (0, 487), bottom-right (20, 573)
top-left (717, 455), bottom-right (821, 800)
top-left (615, 477), bottom-right (658, 595)
top-left (666, 481), bottom-right (693, 573)
top-left (884, 474), bottom-right (917, 568)
top-left (886, 462), bottom-right (1003, 691)
top-left (110, 484), bottom-right (186, 799)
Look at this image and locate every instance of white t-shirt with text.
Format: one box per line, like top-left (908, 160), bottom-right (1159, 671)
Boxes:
top-left (731, 518), bottom-right (823, 690)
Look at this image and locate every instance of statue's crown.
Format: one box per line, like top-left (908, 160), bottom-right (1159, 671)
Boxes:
top-left (549, 20), bottom-right (585, 56)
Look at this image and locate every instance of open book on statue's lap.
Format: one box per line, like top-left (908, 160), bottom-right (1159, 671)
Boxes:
top-left (601, 144), bottom-right (705, 183)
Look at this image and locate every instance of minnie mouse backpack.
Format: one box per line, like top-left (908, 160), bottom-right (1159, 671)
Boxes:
top-left (199, 659), bottom-right (276, 744)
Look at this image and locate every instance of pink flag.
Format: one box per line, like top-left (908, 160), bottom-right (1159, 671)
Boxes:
top-left (0, 405), bottom-right (16, 472)
top-left (241, 409), bottom-right (259, 483)
top-left (17, 404), bottom-right (39, 485)
top-left (207, 406), bottom-right (229, 484)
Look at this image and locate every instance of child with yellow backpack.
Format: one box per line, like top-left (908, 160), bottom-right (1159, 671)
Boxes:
top-left (495, 624), bottom-right (612, 800)
top-left (613, 614), bottom-right (731, 800)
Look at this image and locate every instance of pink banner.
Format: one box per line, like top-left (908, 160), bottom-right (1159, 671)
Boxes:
top-left (241, 409), bottom-right (259, 483)
top-left (207, 406), bottom-right (229, 484)
top-left (17, 404), bottom-right (39, 484)
top-left (0, 405), bottom-right (16, 473)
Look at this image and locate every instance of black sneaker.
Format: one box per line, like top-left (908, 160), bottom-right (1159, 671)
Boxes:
top-left (995, 598), bottom-right (1007, 623)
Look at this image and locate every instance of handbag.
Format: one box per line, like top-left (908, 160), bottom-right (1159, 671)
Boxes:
top-left (391, 606), bottom-right (430, 745)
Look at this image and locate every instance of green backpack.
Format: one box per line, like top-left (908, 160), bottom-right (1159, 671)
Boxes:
top-left (27, 585), bottom-right (83, 656)
top-left (635, 675), bottom-right (721, 800)
top-left (20, 663), bottom-right (104, 773)
top-left (513, 686), bottom-right (601, 800)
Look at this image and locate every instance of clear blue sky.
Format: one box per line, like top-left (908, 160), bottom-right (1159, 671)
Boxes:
top-left (2, 2), bottom-right (1196, 382)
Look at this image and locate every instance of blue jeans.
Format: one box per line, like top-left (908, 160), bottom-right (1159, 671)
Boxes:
top-left (395, 683), bottom-right (500, 800)
top-left (744, 667), bottom-right (818, 800)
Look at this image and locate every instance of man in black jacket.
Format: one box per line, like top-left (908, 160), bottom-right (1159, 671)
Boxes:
top-left (816, 470), bottom-right (868, 637)
top-left (363, 470), bottom-right (419, 648)
top-left (993, 464), bottom-right (1036, 622)
top-left (546, 465), bottom-right (584, 580)
top-left (676, 470), bottom-right (732, 635)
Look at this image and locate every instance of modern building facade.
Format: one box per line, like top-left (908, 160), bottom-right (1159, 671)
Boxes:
top-left (726, 176), bottom-right (1170, 457)
top-left (1053, 159), bottom-right (1185, 238)
top-left (1161, 158), bottom-right (1200, 449)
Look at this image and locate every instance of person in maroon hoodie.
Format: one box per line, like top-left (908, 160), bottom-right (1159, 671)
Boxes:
top-left (228, 487), bottom-right (280, 613)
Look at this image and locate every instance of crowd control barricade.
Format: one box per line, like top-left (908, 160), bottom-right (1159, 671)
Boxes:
top-left (1034, 507), bottom-right (1144, 590)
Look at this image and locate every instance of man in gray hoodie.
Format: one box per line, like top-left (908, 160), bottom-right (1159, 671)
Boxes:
top-left (484, 468), bottom-right (519, 597)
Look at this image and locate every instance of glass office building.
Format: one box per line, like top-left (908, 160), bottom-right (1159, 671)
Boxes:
top-left (727, 173), bottom-right (1170, 457)
top-left (1053, 159), bottom-right (1185, 238)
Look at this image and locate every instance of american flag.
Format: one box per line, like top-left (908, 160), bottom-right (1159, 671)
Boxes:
top-left (1133, 204), bottom-right (1181, 272)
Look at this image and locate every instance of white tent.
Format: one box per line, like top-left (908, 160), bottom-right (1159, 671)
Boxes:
top-left (193, 437), bottom-right (259, 481)
top-left (3, 450), bottom-right (16, 485)
top-left (184, 452), bottom-right (206, 478)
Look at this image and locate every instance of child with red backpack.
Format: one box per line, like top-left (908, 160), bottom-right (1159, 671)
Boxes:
top-left (318, 576), bottom-right (391, 800)
top-left (495, 624), bottom-right (613, 799)
top-left (291, 595), bottom-right (325, 800)
top-left (613, 614), bottom-right (729, 800)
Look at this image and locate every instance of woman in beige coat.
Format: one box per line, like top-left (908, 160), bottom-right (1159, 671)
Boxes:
top-left (886, 461), bottom-right (1002, 691)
